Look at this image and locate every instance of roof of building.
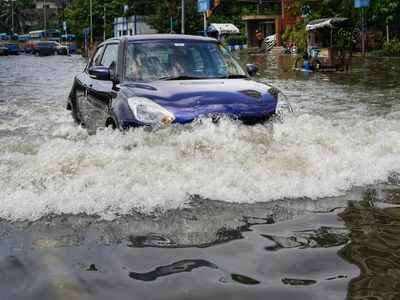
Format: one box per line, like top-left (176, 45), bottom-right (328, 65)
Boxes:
top-left (306, 18), bottom-right (350, 31)
top-left (207, 23), bottom-right (240, 35)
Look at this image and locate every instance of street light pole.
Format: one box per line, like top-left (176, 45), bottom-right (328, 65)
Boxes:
top-left (90, 0), bottom-right (93, 46)
top-left (43, 0), bottom-right (47, 38)
top-left (103, 4), bottom-right (106, 41)
top-left (203, 11), bottom-right (207, 36)
top-left (386, 19), bottom-right (390, 43)
top-left (361, 7), bottom-right (365, 56)
top-left (181, 0), bottom-right (185, 34)
top-left (11, 0), bottom-right (15, 34)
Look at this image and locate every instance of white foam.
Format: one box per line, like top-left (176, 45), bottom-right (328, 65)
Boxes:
top-left (1, 112), bottom-right (400, 221)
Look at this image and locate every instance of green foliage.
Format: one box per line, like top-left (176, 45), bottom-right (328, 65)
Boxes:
top-left (370, 0), bottom-right (400, 28)
top-left (225, 35), bottom-right (247, 46)
top-left (335, 28), bottom-right (354, 49)
top-left (0, 0), bottom-right (35, 33)
top-left (383, 39), bottom-right (400, 56)
top-left (282, 23), bottom-right (307, 52)
top-left (22, 0), bottom-right (400, 52)
top-left (65, 0), bottom-right (126, 41)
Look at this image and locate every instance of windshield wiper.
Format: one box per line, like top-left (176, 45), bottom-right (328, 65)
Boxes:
top-left (158, 75), bottom-right (208, 81)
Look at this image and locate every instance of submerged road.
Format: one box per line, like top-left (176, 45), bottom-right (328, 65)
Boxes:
top-left (0, 53), bottom-right (399, 299)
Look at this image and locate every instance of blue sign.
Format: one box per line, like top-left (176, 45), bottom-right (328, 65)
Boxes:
top-left (197, 0), bottom-right (209, 13)
top-left (355, 0), bottom-right (370, 8)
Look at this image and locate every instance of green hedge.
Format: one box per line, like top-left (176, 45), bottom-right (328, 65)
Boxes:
top-left (383, 39), bottom-right (400, 56)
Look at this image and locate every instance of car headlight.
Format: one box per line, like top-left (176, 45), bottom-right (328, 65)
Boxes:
top-left (267, 86), bottom-right (293, 117)
top-left (268, 87), bottom-right (280, 100)
top-left (127, 97), bottom-right (175, 126)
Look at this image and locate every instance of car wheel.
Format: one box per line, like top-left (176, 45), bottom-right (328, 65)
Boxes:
top-left (70, 99), bottom-right (83, 125)
top-left (105, 117), bottom-right (118, 130)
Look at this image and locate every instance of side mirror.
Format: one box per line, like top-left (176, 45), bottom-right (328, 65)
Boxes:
top-left (88, 66), bottom-right (111, 81)
top-left (246, 64), bottom-right (258, 77)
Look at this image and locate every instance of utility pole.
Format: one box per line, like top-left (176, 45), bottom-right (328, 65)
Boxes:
top-left (133, 3), bottom-right (137, 35)
top-left (43, 0), bottom-right (47, 38)
top-left (11, 0), bottom-right (15, 34)
top-left (181, 0), bottom-right (185, 34)
top-left (386, 19), bottom-right (390, 43)
top-left (123, 5), bottom-right (128, 36)
top-left (90, 0), bottom-right (93, 46)
top-left (361, 7), bottom-right (365, 56)
top-left (103, 4), bottom-right (106, 41)
top-left (203, 11), bottom-right (207, 36)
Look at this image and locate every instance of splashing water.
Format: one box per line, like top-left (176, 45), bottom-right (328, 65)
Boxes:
top-left (0, 55), bottom-right (399, 220)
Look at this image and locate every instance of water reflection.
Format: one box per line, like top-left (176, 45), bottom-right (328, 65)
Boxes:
top-left (128, 259), bottom-right (218, 281)
top-left (128, 259), bottom-right (261, 286)
top-left (281, 278), bottom-right (317, 286)
top-left (340, 189), bottom-right (400, 300)
top-left (262, 226), bottom-right (349, 251)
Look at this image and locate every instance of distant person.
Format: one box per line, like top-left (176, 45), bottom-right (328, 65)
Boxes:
top-left (302, 53), bottom-right (311, 71)
top-left (255, 30), bottom-right (264, 48)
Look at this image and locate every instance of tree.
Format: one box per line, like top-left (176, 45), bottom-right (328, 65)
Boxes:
top-left (0, 0), bottom-right (34, 33)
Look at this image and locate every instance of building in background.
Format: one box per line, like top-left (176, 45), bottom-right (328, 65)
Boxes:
top-left (33, 0), bottom-right (59, 9)
top-left (240, 0), bottom-right (297, 47)
top-left (19, 0), bottom-right (65, 33)
top-left (113, 16), bottom-right (157, 37)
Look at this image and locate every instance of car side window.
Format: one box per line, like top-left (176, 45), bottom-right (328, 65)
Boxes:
top-left (101, 44), bottom-right (119, 69)
top-left (90, 46), bottom-right (104, 67)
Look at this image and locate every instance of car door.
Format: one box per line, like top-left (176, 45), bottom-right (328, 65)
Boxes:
top-left (86, 43), bottom-right (119, 131)
top-left (75, 45), bottom-right (104, 127)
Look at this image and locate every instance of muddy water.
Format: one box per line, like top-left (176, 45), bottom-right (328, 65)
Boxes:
top-left (0, 53), bottom-right (399, 299)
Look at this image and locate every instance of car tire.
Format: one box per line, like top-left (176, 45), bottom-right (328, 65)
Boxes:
top-left (70, 99), bottom-right (82, 125)
top-left (105, 117), bottom-right (118, 130)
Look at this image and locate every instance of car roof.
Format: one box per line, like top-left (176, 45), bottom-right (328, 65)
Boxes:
top-left (101, 34), bottom-right (217, 46)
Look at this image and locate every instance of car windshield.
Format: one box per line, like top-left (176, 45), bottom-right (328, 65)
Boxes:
top-left (125, 40), bottom-right (246, 82)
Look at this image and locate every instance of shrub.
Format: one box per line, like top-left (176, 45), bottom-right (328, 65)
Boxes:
top-left (225, 35), bottom-right (247, 46)
top-left (383, 39), bottom-right (400, 56)
top-left (281, 24), bottom-right (307, 52)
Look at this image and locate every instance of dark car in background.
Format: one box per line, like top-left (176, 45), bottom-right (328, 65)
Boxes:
top-left (67, 34), bottom-right (280, 132)
top-left (52, 41), bottom-right (69, 55)
top-left (0, 42), bottom-right (8, 56)
top-left (31, 41), bottom-right (55, 56)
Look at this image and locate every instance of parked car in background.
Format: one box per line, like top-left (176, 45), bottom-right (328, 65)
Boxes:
top-left (0, 33), bottom-right (10, 41)
top-left (24, 40), bottom-right (37, 53)
top-left (17, 34), bottom-right (31, 42)
top-left (6, 43), bottom-right (19, 55)
top-left (52, 41), bottom-right (69, 55)
top-left (31, 41), bottom-right (55, 56)
top-left (0, 42), bottom-right (8, 56)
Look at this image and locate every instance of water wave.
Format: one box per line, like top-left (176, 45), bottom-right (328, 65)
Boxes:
top-left (0, 111), bottom-right (399, 220)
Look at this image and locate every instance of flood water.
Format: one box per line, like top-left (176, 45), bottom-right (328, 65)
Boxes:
top-left (0, 52), bottom-right (399, 299)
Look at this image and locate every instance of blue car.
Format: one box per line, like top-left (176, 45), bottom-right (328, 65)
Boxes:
top-left (6, 43), bottom-right (19, 55)
top-left (67, 34), bottom-right (279, 131)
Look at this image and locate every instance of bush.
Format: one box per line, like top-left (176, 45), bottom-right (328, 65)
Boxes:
top-left (383, 39), bottom-right (400, 56)
top-left (225, 35), bottom-right (247, 46)
top-left (281, 24), bottom-right (307, 52)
